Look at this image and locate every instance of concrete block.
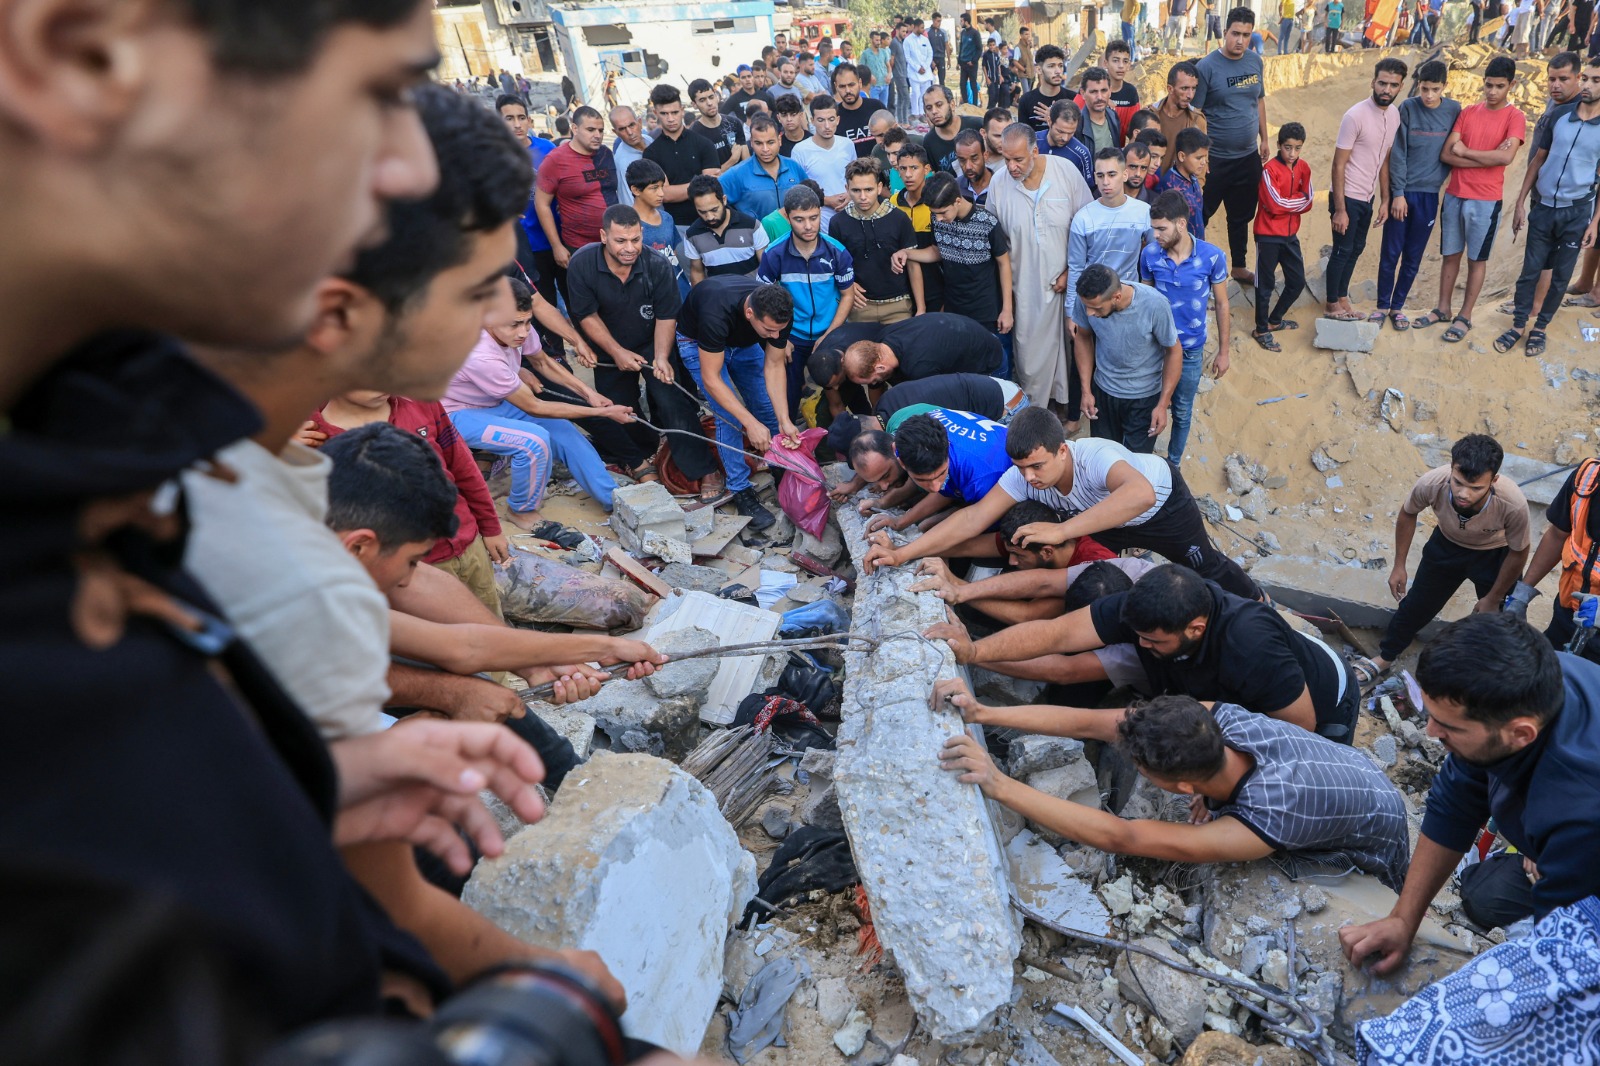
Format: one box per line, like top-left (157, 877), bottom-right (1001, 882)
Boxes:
top-left (463, 751), bottom-right (756, 1055)
top-left (645, 591), bottom-right (778, 726)
top-left (560, 629), bottom-right (719, 760)
top-left (613, 481), bottom-right (687, 557)
top-left (1113, 936), bottom-right (1209, 1045)
top-left (642, 626), bottom-right (721, 699)
top-left (1023, 760), bottom-right (1100, 809)
top-left (1202, 863), bottom-right (1472, 1041)
top-left (657, 561), bottom-right (728, 595)
top-left (1006, 734), bottom-right (1086, 779)
top-left (1314, 317), bottom-right (1379, 354)
top-left (531, 703), bottom-right (597, 761)
top-left (970, 666), bottom-right (1046, 706)
top-left (831, 498), bottom-right (1020, 1041)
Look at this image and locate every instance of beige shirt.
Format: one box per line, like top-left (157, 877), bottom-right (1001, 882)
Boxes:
top-left (1403, 465), bottom-right (1531, 552)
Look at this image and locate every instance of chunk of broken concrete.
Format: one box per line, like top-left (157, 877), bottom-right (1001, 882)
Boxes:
top-left (814, 975), bottom-right (858, 1028)
top-left (463, 751), bottom-right (756, 1056)
top-left (832, 1008), bottom-right (872, 1055)
top-left (1380, 388), bottom-right (1407, 431)
top-left (613, 481), bottom-right (688, 557)
top-left (1314, 317), bottom-right (1379, 354)
top-left (831, 489), bottom-right (1021, 1041)
top-left (642, 626), bottom-right (721, 699)
top-left (657, 561), bottom-right (730, 595)
top-left (1113, 936), bottom-right (1209, 1045)
top-left (1006, 735), bottom-right (1087, 779)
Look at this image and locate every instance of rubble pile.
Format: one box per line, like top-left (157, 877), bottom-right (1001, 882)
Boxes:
top-left (462, 458), bottom-right (1496, 1065)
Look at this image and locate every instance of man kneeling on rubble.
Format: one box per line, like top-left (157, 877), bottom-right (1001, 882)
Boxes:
top-left (938, 692), bottom-right (1412, 889)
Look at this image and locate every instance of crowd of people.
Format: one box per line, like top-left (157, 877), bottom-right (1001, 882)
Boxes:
top-left (5, 0), bottom-right (1600, 1063)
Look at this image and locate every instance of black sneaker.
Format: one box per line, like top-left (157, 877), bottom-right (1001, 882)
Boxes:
top-left (731, 487), bottom-right (776, 531)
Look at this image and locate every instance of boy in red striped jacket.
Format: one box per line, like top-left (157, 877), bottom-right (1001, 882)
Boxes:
top-left (1252, 122), bottom-right (1314, 352)
top-left (304, 391), bottom-right (509, 616)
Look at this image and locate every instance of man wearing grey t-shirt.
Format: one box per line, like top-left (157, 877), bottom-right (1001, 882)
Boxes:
top-left (1192, 6), bottom-right (1269, 283)
top-left (1070, 265), bottom-right (1181, 455)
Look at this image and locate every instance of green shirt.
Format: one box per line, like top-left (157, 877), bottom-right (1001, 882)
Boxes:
top-left (884, 402), bottom-right (941, 435)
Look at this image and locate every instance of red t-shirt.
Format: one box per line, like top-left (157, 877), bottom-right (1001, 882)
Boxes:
top-left (534, 143), bottom-right (619, 249)
top-left (1445, 102), bottom-right (1527, 202)
top-left (311, 397), bottom-right (502, 564)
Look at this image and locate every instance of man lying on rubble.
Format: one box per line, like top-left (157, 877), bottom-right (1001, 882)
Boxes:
top-left (861, 406), bottom-right (1260, 601)
top-left (1341, 613), bottom-right (1600, 975)
top-left (938, 692), bottom-right (1412, 890)
top-left (908, 500), bottom-right (1141, 623)
top-left (927, 563), bottom-right (1360, 743)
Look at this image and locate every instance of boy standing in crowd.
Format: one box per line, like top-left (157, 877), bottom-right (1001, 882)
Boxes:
top-left (1071, 265), bottom-right (1183, 455)
top-left (1157, 127), bottom-right (1211, 239)
top-left (917, 171), bottom-right (1016, 370)
top-left (833, 158), bottom-right (922, 322)
top-left (1252, 122), bottom-right (1314, 351)
top-left (1376, 61), bottom-right (1459, 331)
top-left (1192, 7), bottom-right (1268, 286)
top-left (1068, 148), bottom-right (1153, 325)
top-left (1418, 56), bottom-right (1526, 345)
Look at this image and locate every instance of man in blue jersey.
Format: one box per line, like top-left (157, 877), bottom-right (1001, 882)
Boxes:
top-left (868, 408), bottom-right (1011, 534)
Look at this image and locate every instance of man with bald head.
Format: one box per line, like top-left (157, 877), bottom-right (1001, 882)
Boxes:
top-left (986, 122), bottom-right (1094, 424)
top-left (610, 105), bottom-right (653, 206)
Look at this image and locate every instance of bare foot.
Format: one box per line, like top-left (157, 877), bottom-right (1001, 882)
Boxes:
top-left (504, 509), bottom-right (545, 531)
top-left (1063, 420), bottom-right (1081, 435)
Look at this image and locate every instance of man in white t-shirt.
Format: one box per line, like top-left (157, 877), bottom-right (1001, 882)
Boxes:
top-left (863, 405), bottom-right (1260, 599)
top-left (791, 94), bottom-right (855, 226)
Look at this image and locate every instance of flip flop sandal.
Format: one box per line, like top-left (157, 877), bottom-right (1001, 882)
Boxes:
top-left (1390, 311), bottom-right (1411, 331)
top-left (1525, 329), bottom-right (1547, 358)
top-left (1564, 293), bottom-right (1600, 307)
top-left (1412, 308), bottom-right (1449, 328)
top-left (1366, 310), bottom-right (1387, 323)
top-left (1349, 654), bottom-right (1389, 686)
top-left (1253, 330), bottom-right (1283, 352)
top-left (1441, 316), bottom-right (1472, 343)
top-left (1266, 319), bottom-right (1300, 331)
top-left (1493, 328), bottom-right (1523, 353)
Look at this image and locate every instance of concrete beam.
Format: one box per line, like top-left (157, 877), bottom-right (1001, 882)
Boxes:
top-left (831, 482), bottom-right (1020, 1042)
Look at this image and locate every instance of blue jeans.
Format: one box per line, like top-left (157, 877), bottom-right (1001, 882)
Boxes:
top-left (1167, 345), bottom-right (1205, 468)
top-left (995, 330), bottom-right (1014, 380)
top-left (450, 400), bottom-right (617, 513)
top-left (1279, 16), bottom-right (1296, 50)
top-left (1121, 19), bottom-right (1139, 59)
top-left (676, 335), bottom-right (780, 493)
top-left (870, 84), bottom-right (889, 104)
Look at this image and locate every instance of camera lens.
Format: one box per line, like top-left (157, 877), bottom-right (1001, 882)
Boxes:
top-left (429, 965), bottom-right (626, 1066)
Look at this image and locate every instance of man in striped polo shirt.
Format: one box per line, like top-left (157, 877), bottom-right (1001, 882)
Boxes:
top-left (938, 692), bottom-right (1411, 889)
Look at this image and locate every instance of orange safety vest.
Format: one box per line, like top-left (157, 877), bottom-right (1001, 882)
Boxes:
top-left (1558, 457), bottom-right (1600, 609)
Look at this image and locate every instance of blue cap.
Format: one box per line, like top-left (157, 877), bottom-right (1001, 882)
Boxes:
top-left (737, 63), bottom-right (752, 73)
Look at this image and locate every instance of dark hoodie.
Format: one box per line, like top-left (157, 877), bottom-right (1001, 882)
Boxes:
top-left (1421, 653), bottom-right (1600, 919)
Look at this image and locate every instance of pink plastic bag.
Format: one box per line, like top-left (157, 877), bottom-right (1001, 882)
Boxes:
top-left (764, 428), bottom-right (830, 538)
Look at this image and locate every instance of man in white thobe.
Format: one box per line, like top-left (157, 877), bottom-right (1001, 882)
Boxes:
top-left (986, 121), bottom-right (1094, 420)
top-left (903, 22), bottom-right (936, 122)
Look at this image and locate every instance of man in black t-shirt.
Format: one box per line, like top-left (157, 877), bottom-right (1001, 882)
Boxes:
top-left (840, 312), bottom-right (1003, 385)
top-left (920, 84), bottom-right (984, 173)
top-left (688, 78), bottom-right (749, 171)
top-left (726, 64), bottom-right (777, 118)
top-left (566, 205), bottom-right (717, 490)
top-left (806, 322), bottom-right (883, 418)
top-left (875, 373), bottom-right (1012, 425)
top-left (676, 276), bottom-right (796, 527)
top-left (939, 563), bottom-right (1359, 743)
top-left (831, 157), bottom-right (920, 321)
top-left (642, 83), bottom-right (721, 232)
top-left (1017, 43), bottom-right (1070, 132)
top-left (832, 63), bottom-right (888, 158)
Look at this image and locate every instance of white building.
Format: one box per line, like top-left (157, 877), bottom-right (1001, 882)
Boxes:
top-left (549, 0), bottom-right (778, 109)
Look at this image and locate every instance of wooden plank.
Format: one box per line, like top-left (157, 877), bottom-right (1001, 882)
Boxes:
top-left (603, 547), bottom-right (672, 599)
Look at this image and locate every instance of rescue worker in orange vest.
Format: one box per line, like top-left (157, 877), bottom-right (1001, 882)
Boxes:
top-left (1509, 456), bottom-right (1600, 664)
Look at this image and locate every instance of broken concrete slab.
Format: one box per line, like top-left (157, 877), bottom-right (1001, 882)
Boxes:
top-left (526, 702), bottom-right (597, 761)
top-left (1202, 863), bottom-right (1473, 1042)
top-left (613, 481), bottom-right (688, 557)
top-left (463, 751), bottom-right (756, 1056)
top-left (1314, 316), bottom-right (1380, 354)
top-left (645, 591), bottom-right (779, 725)
top-left (642, 626), bottom-right (721, 698)
top-left (832, 490), bottom-right (1021, 1041)
top-left (1006, 829), bottom-right (1109, 936)
top-left (970, 666), bottom-right (1047, 706)
top-left (1006, 735), bottom-right (1087, 779)
top-left (1113, 936), bottom-right (1209, 1046)
top-left (1022, 760), bottom-right (1100, 809)
top-left (657, 560), bottom-right (730, 595)
top-left (1250, 555), bottom-right (1480, 635)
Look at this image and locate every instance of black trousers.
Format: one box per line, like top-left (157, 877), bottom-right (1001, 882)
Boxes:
top-left (1324, 195), bottom-right (1374, 303)
top-left (529, 367), bottom-right (651, 472)
top-left (1379, 529), bottom-right (1508, 661)
top-left (959, 60), bottom-right (981, 105)
top-left (1513, 200), bottom-right (1592, 330)
top-left (588, 353), bottom-right (718, 480)
top-left (1203, 152), bottom-right (1263, 270)
top-left (1091, 463), bottom-right (1263, 600)
top-left (1090, 384), bottom-right (1160, 455)
top-left (1459, 853), bottom-right (1537, 930)
top-left (1255, 236), bottom-right (1307, 331)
